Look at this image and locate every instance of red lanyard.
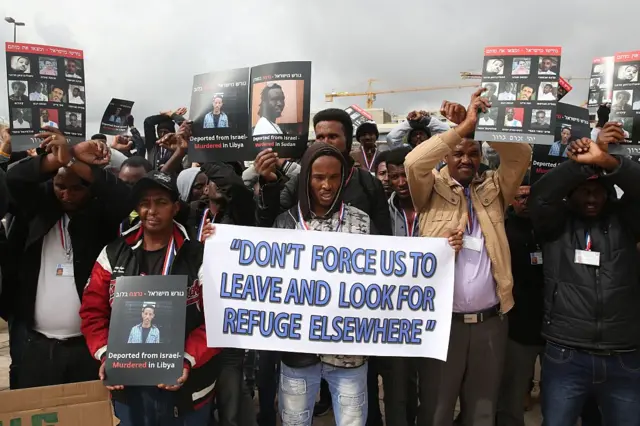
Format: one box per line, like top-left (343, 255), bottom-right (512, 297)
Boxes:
top-left (197, 209), bottom-right (216, 241)
top-left (585, 232), bottom-right (592, 251)
top-left (403, 210), bottom-right (418, 237)
top-left (361, 147), bottom-right (378, 172)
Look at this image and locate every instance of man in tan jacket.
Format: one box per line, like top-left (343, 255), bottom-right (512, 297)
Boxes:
top-left (405, 88), bottom-right (531, 426)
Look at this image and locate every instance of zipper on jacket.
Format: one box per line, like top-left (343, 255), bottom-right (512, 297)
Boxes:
top-left (594, 226), bottom-right (608, 348)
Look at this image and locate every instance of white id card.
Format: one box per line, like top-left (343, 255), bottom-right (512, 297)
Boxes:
top-left (463, 236), bottom-right (483, 252)
top-left (574, 250), bottom-right (600, 266)
top-left (55, 263), bottom-right (74, 277)
top-left (530, 252), bottom-right (543, 265)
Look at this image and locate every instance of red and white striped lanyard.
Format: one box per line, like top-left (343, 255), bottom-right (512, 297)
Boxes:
top-left (58, 215), bottom-right (72, 260)
top-left (298, 202), bottom-right (345, 232)
top-left (403, 210), bottom-right (418, 237)
top-left (361, 147), bottom-right (378, 172)
top-left (585, 231), bottom-right (592, 251)
top-left (345, 167), bottom-right (355, 186)
top-left (197, 208), bottom-right (216, 242)
top-left (161, 237), bottom-right (177, 275)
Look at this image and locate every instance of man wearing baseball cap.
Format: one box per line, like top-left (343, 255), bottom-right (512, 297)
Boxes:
top-left (80, 169), bottom-right (221, 425)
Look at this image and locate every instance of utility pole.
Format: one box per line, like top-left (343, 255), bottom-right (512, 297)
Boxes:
top-left (5, 17), bottom-right (26, 43)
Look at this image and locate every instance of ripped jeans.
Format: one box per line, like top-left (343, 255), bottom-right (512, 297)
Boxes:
top-left (279, 361), bottom-right (367, 426)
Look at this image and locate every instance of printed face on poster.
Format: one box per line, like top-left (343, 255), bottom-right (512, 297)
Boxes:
top-left (105, 275), bottom-right (188, 387)
top-left (189, 61), bottom-right (311, 163)
top-left (99, 98), bottom-right (134, 135)
top-left (529, 103), bottom-right (590, 184)
top-left (202, 224), bottom-right (455, 360)
top-left (475, 46), bottom-right (562, 146)
top-left (5, 42), bottom-right (86, 151)
top-left (608, 51), bottom-right (640, 156)
top-left (588, 57), bottom-right (614, 110)
top-left (343, 105), bottom-right (374, 135)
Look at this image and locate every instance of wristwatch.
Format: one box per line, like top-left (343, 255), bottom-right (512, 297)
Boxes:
top-left (65, 157), bottom-right (77, 168)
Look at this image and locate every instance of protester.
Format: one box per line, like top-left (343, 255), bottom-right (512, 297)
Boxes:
top-left (3, 128), bottom-right (131, 389)
top-left (372, 150), bottom-right (391, 198)
top-left (143, 107), bottom-right (187, 170)
top-left (381, 146), bottom-right (422, 426)
top-left (405, 88), bottom-right (531, 426)
top-left (496, 174), bottom-right (546, 426)
top-left (178, 167), bottom-right (208, 204)
top-left (350, 122), bottom-right (380, 172)
top-left (386, 110), bottom-right (450, 149)
top-left (270, 142), bottom-right (372, 425)
top-left (529, 123), bottom-right (640, 426)
top-left (254, 108), bottom-right (391, 236)
top-left (117, 156), bottom-right (153, 234)
top-left (80, 170), bottom-right (220, 425)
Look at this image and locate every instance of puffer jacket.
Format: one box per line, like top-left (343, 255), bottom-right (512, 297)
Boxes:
top-left (529, 157), bottom-right (640, 350)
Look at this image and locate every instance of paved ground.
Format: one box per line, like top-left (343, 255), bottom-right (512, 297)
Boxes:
top-left (0, 319), bottom-right (542, 424)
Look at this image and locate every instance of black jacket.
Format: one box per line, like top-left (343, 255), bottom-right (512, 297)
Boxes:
top-left (256, 165), bottom-right (390, 235)
top-left (505, 208), bottom-right (545, 346)
top-left (1, 156), bottom-right (132, 323)
top-left (529, 158), bottom-right (640, 351)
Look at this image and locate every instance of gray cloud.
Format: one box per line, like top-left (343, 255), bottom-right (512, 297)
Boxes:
top-left (1, 0), bottom-right (638, 135)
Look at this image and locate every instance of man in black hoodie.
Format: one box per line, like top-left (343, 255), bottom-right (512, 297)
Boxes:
top-left (529, 129), bottom-right (640, 426)
top-left (255, 108), bottom-right (391, 235)
top-left (496, 173), bottom-right (545, 426)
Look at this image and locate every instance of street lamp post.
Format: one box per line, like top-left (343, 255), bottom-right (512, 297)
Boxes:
top-left (5, 17), bottom-right (26, 43)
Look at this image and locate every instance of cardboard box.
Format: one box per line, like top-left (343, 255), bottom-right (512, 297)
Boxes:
top-left (0, 381), bottom-right (115, 425)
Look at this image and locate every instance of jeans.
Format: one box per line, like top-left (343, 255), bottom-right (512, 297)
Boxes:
top-left (214, 349), bottom-right (257, 426)
top-left (114, 387), bottom-right (211, 426)
top-left (279, 361), bottom-right (368, 426)
top-left (541, 342), bottom-right (640, 426)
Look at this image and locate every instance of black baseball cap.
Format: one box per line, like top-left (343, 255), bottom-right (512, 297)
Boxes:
top-left (132, 170), bottom-right (179, 203)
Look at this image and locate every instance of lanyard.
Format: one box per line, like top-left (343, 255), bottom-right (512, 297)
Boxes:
top-left (361, 147), bottom-right (377, 172)
top-left (298, 202), bottom-right (345, 232)
top-left (58, 215), bottom-right (72, 260)
top-left (585, 231), bottom-right (592, 251)
top-left (345, 167), bottom-right (355, 186)
top-left (197, 209), bottom-right (216, 242)
top-left (119, 222), bottom-right (124, 236)
top-left (403, 210), bottom-right (418, 237)
top-left (464, 187), bottom-right (475, 235)
top-left (161, 237), bottom-right (177, 275)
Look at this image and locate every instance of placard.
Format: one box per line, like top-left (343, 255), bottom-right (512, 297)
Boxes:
top-left (557, 77), bottom-right (572, 101)
top-left (202, 224), bottom-right (455, 361)
top-left (475, 46), bottom-right (562, 145)
top-left (99, 98), bottom-right (134, 135)
top-left (189, 61), bottom-right (311, 162)
top-left (608, 51), bottom-right (640, 155)
top-left (530, 102), bottom-right (590, 184)
top-left (5, 42), bottom-right (85, 151)
top-left (344, 104), bottom-right (374, 135)
top-left (105, 275), bottom-right (188, 386)
top-left (588, 56), bottom-right (614, 111)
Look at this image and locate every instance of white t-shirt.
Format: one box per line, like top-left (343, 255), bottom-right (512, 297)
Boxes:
top-left (13, 119), bottom-right (30, 129)
top-left (70, 95), bottom-right (84, 105)
top-left (33, 215), bottom-right (82, 339)
top-left (253, 116), bottom-right (283, 136)
top-left (498, 92), bottom-right (516, 101)
top-left (505, 118), bottom-right (522, 127)
top-left (539, 92), bottom-right (556, 101)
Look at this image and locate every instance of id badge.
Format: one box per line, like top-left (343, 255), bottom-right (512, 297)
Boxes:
top-left (56, 263), bottom-right (74, 277)
top-left (530, 252), bottom-right (543, 265)
top-left (463, 236), bottom-right (483, 252)
top-left (574, 250), bottom-right (600, 266)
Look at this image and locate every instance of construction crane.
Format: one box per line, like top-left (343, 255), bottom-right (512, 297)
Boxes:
top-left (325, 78), bottom-right (478, 108)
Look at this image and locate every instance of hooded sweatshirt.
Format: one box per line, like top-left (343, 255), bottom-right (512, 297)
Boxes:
top-left (177, 167), bottom-right (203, 203)
top-left (274, 143), bottom-right (370, 368)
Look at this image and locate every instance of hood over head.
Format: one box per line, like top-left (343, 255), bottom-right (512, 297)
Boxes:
top-left (298, 142), bottom-right (347, 221)
top-left (177, 167), bottom-right (202, 202)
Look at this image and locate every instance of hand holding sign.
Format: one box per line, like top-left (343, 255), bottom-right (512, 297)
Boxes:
top-left (596, 122), bottom-right (625, 150)
top-left (445, 229), bottom-right (464, 253)
top-left (567, 138), bottom-right (619, 171)
top-left (73, 140), bottom-right (111, 166)
top-left (99, 362), bottom-right (124, 391)
top-left (158, 363), bottom-right (189, 391)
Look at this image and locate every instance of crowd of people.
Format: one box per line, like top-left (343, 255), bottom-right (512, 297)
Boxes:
top-left (0, 86), bottom-right (638, 426)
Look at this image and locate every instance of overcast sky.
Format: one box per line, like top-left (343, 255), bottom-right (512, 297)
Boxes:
top-left (1, 0), bottom-right (638, 133)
